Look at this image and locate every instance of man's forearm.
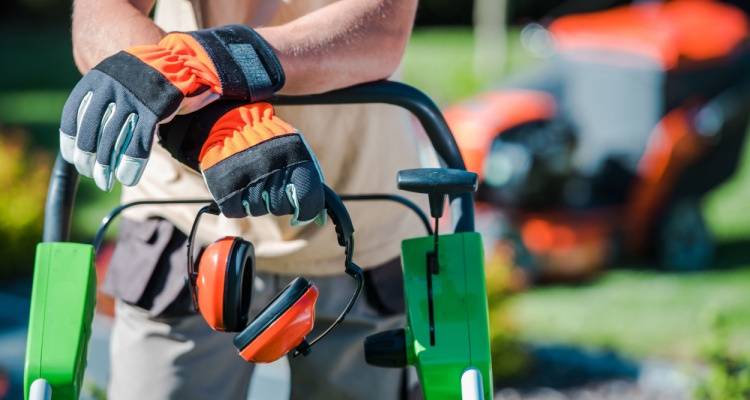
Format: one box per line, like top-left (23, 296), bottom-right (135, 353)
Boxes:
top-left (72, 0), bottom-right (164, 73)
top-left (258, 0), bottom-right (418, 94)
top-left (72, 0), bottom-right (416, 93)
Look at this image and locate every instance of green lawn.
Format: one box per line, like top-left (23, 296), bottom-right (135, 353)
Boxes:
top-left (509, 141), bottom-right (750, 362)
top-left (510, 267), bottom-right (750, 361)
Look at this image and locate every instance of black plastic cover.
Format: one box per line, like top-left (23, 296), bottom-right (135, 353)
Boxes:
top-left (363, 328), bottom-right (408, 368)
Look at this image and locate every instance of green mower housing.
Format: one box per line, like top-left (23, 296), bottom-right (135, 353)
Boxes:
top-left (24, 242), bottom-right (96, 400)
top-left (401, 232), bottom-right (492, 399)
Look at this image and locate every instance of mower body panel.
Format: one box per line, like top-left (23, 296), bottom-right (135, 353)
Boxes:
top-left (402, 232), bottom-right (492, 399)
top-left (24, 242), bottom-right (96, 400)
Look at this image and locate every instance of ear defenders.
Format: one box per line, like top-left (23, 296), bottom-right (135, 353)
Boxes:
top-left (186, 185), bottom-right (362, 363)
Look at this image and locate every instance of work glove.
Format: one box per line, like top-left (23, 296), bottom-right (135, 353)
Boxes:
top-left (158, 101), bottom-right (325, 223)
top-left (59, 25), bottom-right (284, 191)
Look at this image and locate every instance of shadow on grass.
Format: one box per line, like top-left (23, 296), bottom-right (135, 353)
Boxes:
top-left (610, 238), bottom-right (750, 276)
top-left (498, 343), bottom-right (639, 390)
top-left (710, 239), bottom-right (750, 270)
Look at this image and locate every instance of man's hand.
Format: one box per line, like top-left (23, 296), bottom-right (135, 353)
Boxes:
top-left (60, 25), bottom-right (284, 190)
top-left (159, 102), bottom-right (325, 222)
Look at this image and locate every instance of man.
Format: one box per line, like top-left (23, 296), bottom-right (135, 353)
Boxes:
top-left (63, 0), bottom-right (423, 398)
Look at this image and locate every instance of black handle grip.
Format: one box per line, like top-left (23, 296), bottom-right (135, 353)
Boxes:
top-left (324, 185), bottom-right (354, 247)
top-left (43, 81), bottom-right (474, 242)
top-left (43, 155), bottom-right (79, 242)
top-left (397, 168), bottom-right (478, 196)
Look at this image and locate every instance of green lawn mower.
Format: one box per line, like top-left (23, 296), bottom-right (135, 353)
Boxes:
top-left (24, 81), bottom-right (493, 400)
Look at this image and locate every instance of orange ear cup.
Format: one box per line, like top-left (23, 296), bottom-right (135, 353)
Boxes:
top-left (196, 237), bottom-right (236, 331)
top-left (237, 284), bottom-right (319, 363)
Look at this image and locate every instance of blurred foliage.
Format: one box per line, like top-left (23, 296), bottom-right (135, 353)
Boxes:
top-left (507, 0), bottom-right (630, 23)
top-left (695, 313), bottom-right (750, 400)
top-left (403, 28), bottom-right (537, 106)
top-left (0, 130), bottom-right (51, 278)
top-left (83, 380), bottom-right (107, 400)
top-left (485, 252), bottom-right (530, 379)
top-left (415, 0), bottom-right (474, 26)
top-left (0, 24), bottom-right (79, 91)
top-left (0, 0), bottom-right (69, 22)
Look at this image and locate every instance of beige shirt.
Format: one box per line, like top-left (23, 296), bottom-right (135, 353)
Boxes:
top-left (121, 0), bottom-right (426, 275)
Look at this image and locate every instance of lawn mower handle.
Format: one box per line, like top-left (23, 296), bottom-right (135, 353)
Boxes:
top-left (43, 80), bottom-right (474, 242)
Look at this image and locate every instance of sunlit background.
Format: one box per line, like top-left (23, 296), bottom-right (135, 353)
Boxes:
top-left (2, 1), bottom-right (750, 399)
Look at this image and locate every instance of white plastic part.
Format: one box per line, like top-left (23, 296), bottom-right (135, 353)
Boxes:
top-left (29, 379), bottom-right (52, 400)
top-left (461, 368), bottom-right (484, 400)
top-left (247, 356), bottom-right (291, 400)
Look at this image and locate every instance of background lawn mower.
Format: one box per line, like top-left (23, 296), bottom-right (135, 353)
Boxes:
top-left (446, 0), bottom-right (750, 282)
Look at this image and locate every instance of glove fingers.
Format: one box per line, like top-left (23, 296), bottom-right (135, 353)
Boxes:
top-left (115, 113), bottom-right (157, 187)
top-left (266, 170), bottom-right (294, 216)
top-left (59, 82), bottom-right (93, 163)
top-left (93, 108), bottom-right (137, 191)
top-left (244, 181), bottom-right (270, 217)
top-left (288, 162), bottom-right (325, 222)
top-left (73, 90), bottom-right (113, 178)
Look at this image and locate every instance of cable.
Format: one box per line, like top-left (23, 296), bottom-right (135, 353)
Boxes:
top-left (186, 203), bottom-right (220, 309)
top-left (341, 194), bottom-right (433, 235)
top-left (93, 193), bottom-right (430, 252)
top-left (92, 199), bottom-right (213, 252)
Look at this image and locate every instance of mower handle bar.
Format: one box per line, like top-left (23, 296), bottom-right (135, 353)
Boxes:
top-left (43, 80), bottom-right (474, 242)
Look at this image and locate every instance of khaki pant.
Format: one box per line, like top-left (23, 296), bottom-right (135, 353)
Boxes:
top-left (108, 271), bottom-right (408, 400)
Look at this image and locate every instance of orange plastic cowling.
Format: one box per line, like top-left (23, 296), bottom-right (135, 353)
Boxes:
top-left (625, 107), bottom-right (708, 253)
top-left (445, 90), bottom-right (556, 178)
top-left (549, 0), bottom-right (748, 70)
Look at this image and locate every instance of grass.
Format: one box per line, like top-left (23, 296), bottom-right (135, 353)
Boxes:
top-left (510, 268), bottom-right (750, 361)
top-left (507, 125), bottom-right (750, 362)
top-left (507, 124), bottom-right (750, 363)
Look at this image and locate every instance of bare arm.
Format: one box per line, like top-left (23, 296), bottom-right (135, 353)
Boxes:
top-left (72, 0), bottom-right (418, 93)
top-left (72, 0), bottom-right (164, 72)
top-left (258, 0), bottom-right (419, 94)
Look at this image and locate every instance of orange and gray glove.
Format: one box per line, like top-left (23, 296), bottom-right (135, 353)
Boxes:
top-left (59, 25), bottom-right (284, 191)
top-left (159, 102), bottom-right (325, 222)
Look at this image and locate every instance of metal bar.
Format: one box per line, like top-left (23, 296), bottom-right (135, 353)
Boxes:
top-left (43, 81), bottom-right (475, 245)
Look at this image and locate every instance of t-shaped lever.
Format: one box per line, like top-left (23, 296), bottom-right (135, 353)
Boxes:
top-left (397, 168), bottom-right (478, 345)
top-left (397, 168), bottom-right (478, 219)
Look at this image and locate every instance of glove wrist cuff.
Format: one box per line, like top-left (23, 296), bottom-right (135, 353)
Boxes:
top-left (189, 25), bottom-right (285, 101)
top-left (128, 34), bottom-right (222, 97)
top-left (198, 103), bottom-right (296, 170)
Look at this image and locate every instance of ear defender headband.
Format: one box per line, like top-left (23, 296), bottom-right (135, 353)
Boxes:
top-left (186, 185), bottom-right (363, 363)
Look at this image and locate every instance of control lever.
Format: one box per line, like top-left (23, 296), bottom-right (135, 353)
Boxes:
top-left (397, 168), bottom-right (477, 345)
top-left (397, 168), bottom-right (478, 219)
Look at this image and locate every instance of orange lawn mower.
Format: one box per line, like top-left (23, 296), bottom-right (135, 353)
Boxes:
top-left (446, 0), bottom-right (750, 283)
